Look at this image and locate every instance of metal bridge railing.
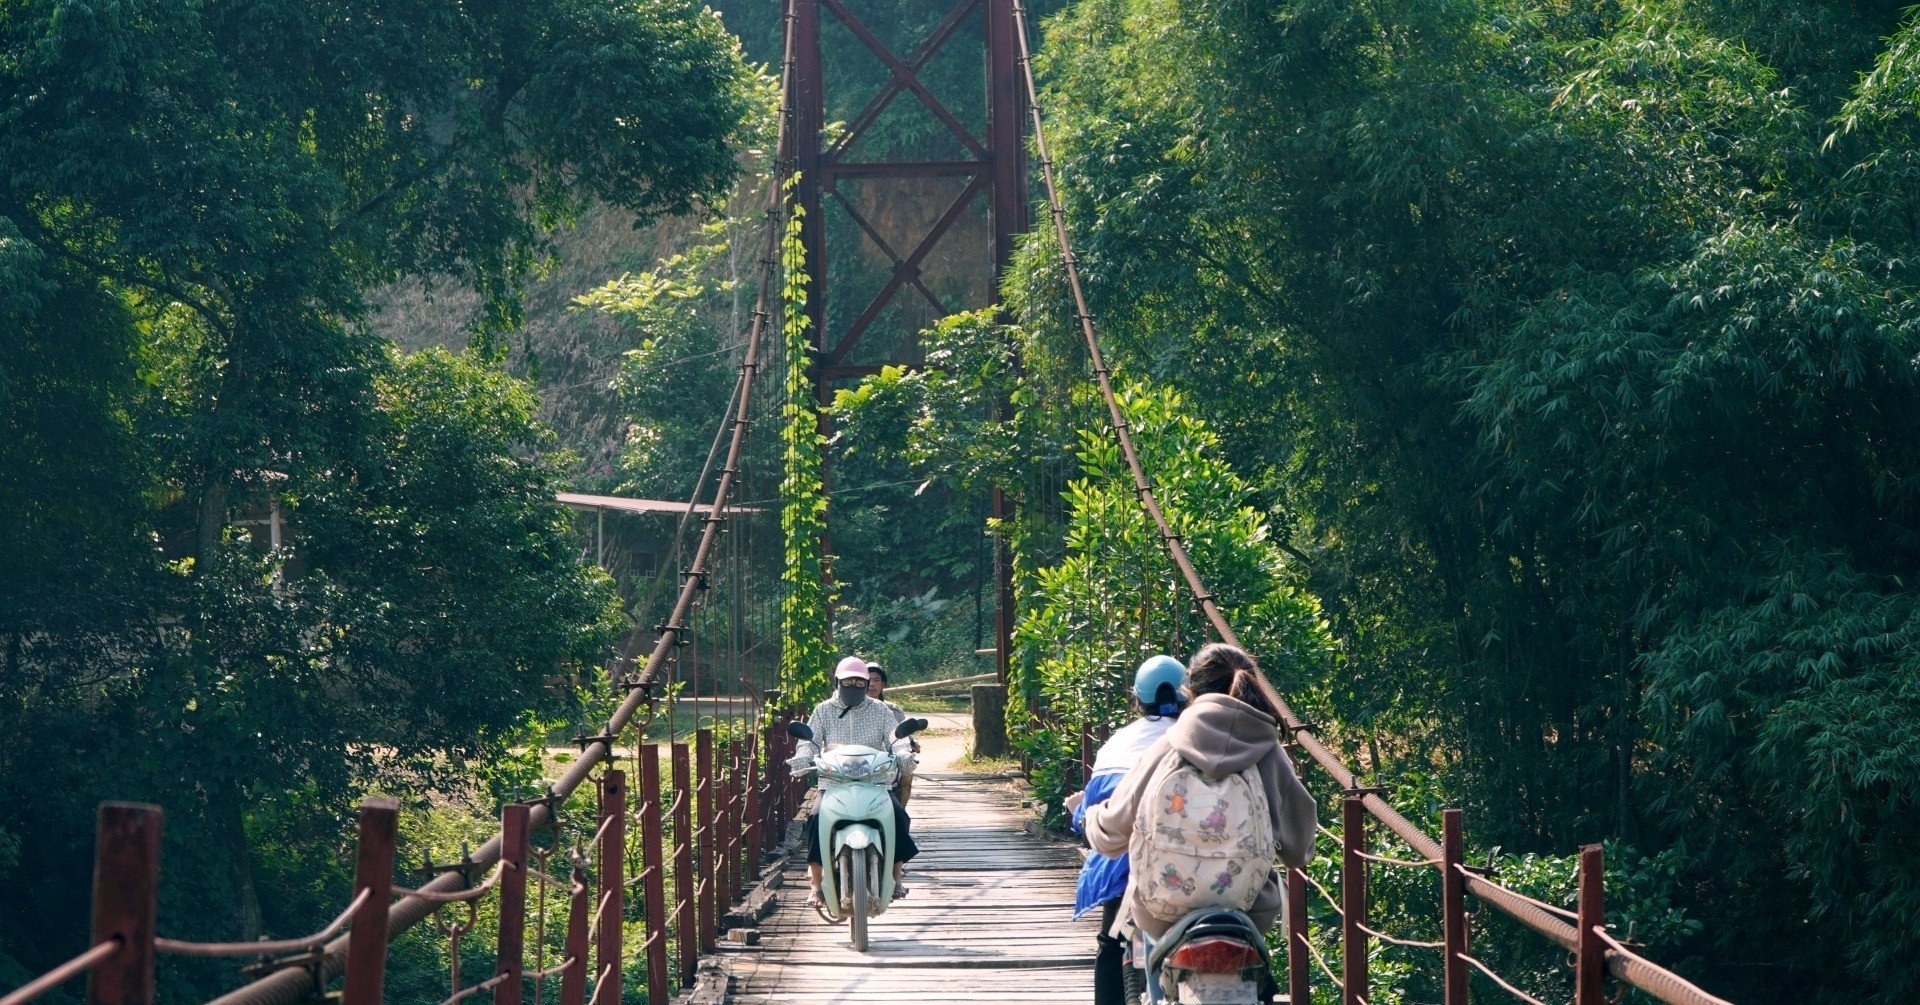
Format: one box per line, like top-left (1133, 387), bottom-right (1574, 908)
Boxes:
top-left (0, 718), bottom-right (807, 1005)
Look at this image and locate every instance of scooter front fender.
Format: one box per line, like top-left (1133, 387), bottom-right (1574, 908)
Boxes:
top-left (832, 822), bottom-right (881, 856)
top-left (814, 781), bottom-right (898, 919)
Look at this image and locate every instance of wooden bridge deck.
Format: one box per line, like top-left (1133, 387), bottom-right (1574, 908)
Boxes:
top-left (721, 756), bottom-right (1099, 1004)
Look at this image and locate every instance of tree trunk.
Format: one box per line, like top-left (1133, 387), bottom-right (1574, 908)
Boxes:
top-left (195, 475), bottom-right (229, 573)
top-left (971, 684), bottom-right (1008, 758)
top-left (225, 797), bottom-right (265, 940)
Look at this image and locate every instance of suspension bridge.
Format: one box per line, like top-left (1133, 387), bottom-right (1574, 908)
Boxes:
top-left (2, 0), bottom-right (1743, 1004)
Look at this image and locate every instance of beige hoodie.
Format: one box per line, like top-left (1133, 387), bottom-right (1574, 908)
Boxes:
top-left (1083, 693), bottom-right (1318, 938)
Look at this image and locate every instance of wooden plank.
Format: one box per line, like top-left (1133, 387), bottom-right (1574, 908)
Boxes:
top-left (720, 752), bottom-right (1095, 1004)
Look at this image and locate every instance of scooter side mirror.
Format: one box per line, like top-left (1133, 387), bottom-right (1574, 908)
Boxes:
top-left (894, 718), bottom-right (928, 739)
top-left (786, 721), bottom-right (814, 741)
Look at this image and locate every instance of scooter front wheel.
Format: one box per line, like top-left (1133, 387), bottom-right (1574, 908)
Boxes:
top-left (847, 848), bottom-right (871, 951)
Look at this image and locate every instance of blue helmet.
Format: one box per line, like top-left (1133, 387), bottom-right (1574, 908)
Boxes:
top-left (1134, 655), bottom-right (1188, 717)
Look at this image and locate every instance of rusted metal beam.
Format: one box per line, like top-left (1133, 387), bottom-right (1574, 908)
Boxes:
top-left (827, 173), bottom-right (989, 365)
top-left (792, 0), bottom-right (827, 356)
top-left (825, 188), bottom-right (949, 314)
top-left (640, 749), bottom-right (670, 1005)
top-left (1576, 844), bottom-right (1605, 1005)
top-left (560, 865), bottom-right (590, 1005)
top-left (1342, 797), bottom-right (1368, 1005)
top-left (672, 743), bottom-right (697, 987)
top-left (88, 803), bottom-right (161, 1005)
top-left (985, 0), bottom-right (1026, 269)
top-left (1287, 867), bottom-right (1310, 1005)
top-left (495, 804), bottom-right (530, 1005)
top-left (827, 0), bottom-right (984, 160)
top-left (819, 0), bottom-right (985, 157)
top-left (1441, 809), bottom-right (1469, 1005)
top-left (820, 160), bottom-right (985, 179)
top-left (341, 798), bottom-right (398, 1005)
top-left (593, 772), bottom-right (625, 1005)
top-left (696, 730), bottom-right (717, 953)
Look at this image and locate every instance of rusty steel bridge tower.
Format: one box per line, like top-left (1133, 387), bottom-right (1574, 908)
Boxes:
top-left (788, 0), bottom-right (1027, 680)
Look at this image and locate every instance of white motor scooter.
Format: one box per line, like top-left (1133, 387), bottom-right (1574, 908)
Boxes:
top-left (1146, 908), bottom-right (1277, 1004)
top-left (786, 717), bottom-right (927, 951)
top-left (1116, 906), bottom-right (1279, 1004)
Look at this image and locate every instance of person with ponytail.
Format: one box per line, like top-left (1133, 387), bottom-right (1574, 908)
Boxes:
top-left (1083, 643), bottom-right (1318, 998)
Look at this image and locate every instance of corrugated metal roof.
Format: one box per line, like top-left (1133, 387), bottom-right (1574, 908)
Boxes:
top-left (556, 492), bottom-right (763, 515)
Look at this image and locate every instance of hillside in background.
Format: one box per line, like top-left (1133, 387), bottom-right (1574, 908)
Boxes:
top-left (371, 205), bottom-right (707, 478)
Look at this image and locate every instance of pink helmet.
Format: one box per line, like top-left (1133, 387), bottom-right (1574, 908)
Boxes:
top-left (833, 656), bottom-right (871, 681)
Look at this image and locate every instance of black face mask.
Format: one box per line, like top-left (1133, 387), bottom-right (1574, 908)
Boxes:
top-left (837, 683), bottom-right (868, 709)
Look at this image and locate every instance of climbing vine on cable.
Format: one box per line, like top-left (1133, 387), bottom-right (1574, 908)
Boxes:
top-left (778, 192), bottom-right (836, 709)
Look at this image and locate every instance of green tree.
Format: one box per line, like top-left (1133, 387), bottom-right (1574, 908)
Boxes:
top-left (1, 0), bottom-right (744, 993)
top-left (1019, 0), bottom-right (1920, 998)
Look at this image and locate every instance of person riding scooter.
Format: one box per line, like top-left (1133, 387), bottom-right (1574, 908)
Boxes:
top-left (1066, 655), bottom-right (1190, 1005)
top-left (788, 656), bottom-right (921, 907)
top-left (866, 664), bottom-right (918, 805)
top-left (1083, 644), bottom-right (1318, 1003)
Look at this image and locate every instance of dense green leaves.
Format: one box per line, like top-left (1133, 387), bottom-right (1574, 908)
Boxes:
top-left (1023, 0), bottom-right (1920, 999)
top-left (1016, 382), bottom-right (1333, 755)
top-left (1, 0), bottom-right (745, 993)
top-left (575, 231), bottom-right (746, 499)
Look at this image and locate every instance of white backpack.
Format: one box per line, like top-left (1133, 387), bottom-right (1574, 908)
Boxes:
top-left (1133, 749), bottom-right (1274, 920)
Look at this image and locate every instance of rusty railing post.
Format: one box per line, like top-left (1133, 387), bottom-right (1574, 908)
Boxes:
top-left (560, 863), bottom-right (590, 1005)
top-left (594, 771), bottom-right (626, 1005)
top-left (342, 797), bottom-right (399, 1005)
top-left (783, 706), bottom-right (803, 823)
top-left (729, 738), bottom-right (746, 904)
top-left (1342, 796), bottom-right (1368, 1005)
top-left (784, 709), bottom-right (799, 828)
top-left (743, 728), bottom-right (763, 871)
top-left (1576, 844), bottom-right (1605, 1005)
top-left (671, 741), bottom-right (697, 986)
top-left (1287, 866), bottom-right (1309, 1005)
top-left (752, 691), bottom-right (775, 849)
top-left (640, 745), bottom-right (670, 1005)
top-left (760, 691), bottom-right (783, 854)
top-left (1441, 809), bottom-right (1469, 1005)
top-left (715, 743), bottom-right (734, 919)
top-left (496, 804), bottom-right (531, 1005)
top-left (696, 728), bottom-right (717, 952)
top-left (87, 803), bottom-right (162, 1005)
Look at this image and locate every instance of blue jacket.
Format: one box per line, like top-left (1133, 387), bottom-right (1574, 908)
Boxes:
top-left (1072, 772), bottom-right (1130, 918)
top-left (1069, 715), bottom-right (1178, 919)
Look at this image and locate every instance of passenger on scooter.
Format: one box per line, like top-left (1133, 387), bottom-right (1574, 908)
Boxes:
top-left (866, 664), bottom-right (919, 806)
top-left (1083, 643), bottom-right (1318, 999)
top-left (787, 656), bottom-right (921, 908)
top-left (1065, 654), bottom-right (1190, 1005)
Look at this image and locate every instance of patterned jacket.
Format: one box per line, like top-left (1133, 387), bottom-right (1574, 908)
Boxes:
top-left (795, 694), bottom-right (903, 761)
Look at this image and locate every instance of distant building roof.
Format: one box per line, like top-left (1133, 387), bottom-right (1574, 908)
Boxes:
top-left (556, 492), bottom-right (763, 515)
